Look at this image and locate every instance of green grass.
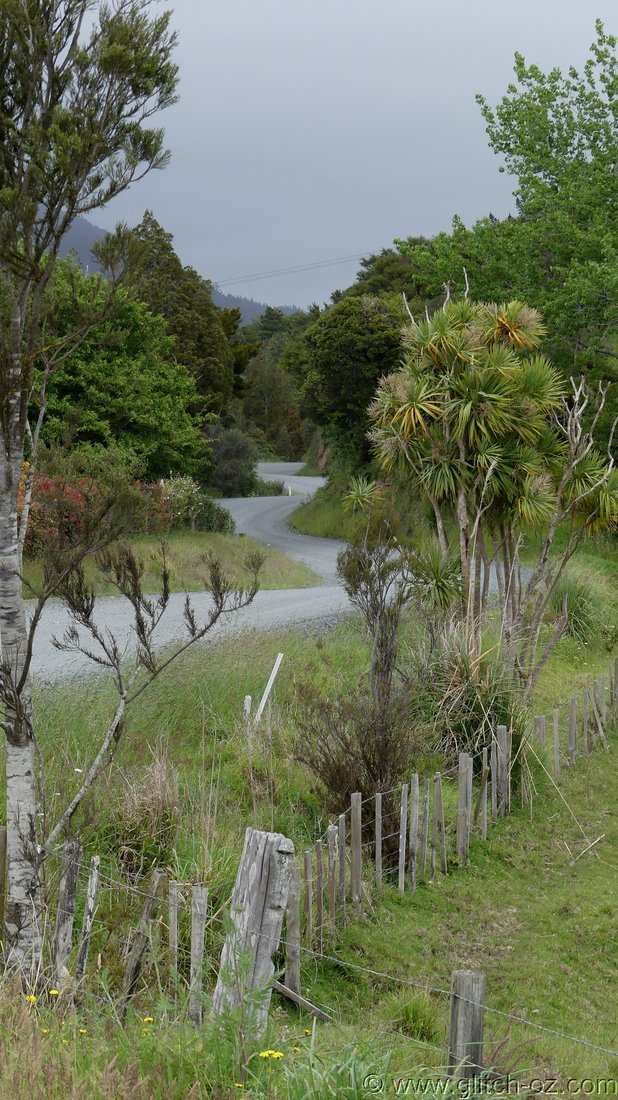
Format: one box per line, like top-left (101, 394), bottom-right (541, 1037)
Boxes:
top-left (289, 483), bottom-right (363, 540)
top-left (4, 532), bottom-right (618, 1093)
top-left (22, 530), bottom-right (320, 596)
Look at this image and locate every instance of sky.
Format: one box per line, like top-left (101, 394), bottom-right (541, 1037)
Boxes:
top-left (95, 0), bottom-right (618, 309)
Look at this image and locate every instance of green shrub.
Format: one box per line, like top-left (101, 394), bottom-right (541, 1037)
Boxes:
top-left (549, 571), bottom-right (601, 643)
top-left (160, 475), bottom-right (235, 533)
top-left (207, 426), bottom-right (258, 497)
top-left (252, 477), bottom-right (284, 496)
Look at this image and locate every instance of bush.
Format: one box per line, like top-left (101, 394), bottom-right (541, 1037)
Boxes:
top-left (206, 426), bottom-right (258, 497)
top-left (549, 571), bottom-right (600, 644)
top-left (156, 476), bottom-right (235, 533)
top-left (252, 477), bottom-right (284, 496)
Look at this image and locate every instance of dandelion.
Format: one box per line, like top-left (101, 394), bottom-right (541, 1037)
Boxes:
top-left (79, 1028), bottom-right (87, 1034)
top-left (142, 1016), bottom-right (154, 1023)
top-left (258, 1049), bottom-right (284, 1059)
top-left (41, 1028), bottom-right (49, 1035)
top-left (303, 1028), bottom-right (311, 1035)
top-left (25, 994), bottom-right (37, 1004)
top-left (62, 1038), bottom-right (68, 1046)
top-left (292, 1046), bottom-right (301, 1053)
top-left (49, 989), bottom-right (59, 997)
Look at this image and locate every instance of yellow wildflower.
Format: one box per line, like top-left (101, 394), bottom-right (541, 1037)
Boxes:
top-left (292, 1046), bottom-right (301, 1052)
top-left (79, 1028), bottom-right (87, 1034)
top-left (25, 994), bottom-right (37, 1004)
top-left (49, 989), bottom-right (60, 997)
top-left (62, 1038), bottom-right (68, 1046)
top-left (142, 1016), bottom-right (154, 1023)
top-left (258, 1049), bottom-right (284, 1059)
top-left (303, 1028), bottom-right (311, 1035)
top-left (41, 1028), bottom-right (49, 1035)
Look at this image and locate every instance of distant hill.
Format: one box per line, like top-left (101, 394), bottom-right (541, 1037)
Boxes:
top-left (59, 216), bottom-right (299, 324)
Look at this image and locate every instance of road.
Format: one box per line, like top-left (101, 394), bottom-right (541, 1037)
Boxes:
top-left (30, 462), bottom-right (349, 682)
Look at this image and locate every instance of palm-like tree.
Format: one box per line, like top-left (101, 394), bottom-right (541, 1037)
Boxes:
top-left (369, 300), bottom-right (618, 694)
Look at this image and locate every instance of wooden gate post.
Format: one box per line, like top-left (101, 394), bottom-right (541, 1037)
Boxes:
top-left (189, 885), bottom-right (208, 1025)
top-left (284, 866), bottom-right (301, 995)
top-left (456, 754), bottom-right (473, 863)
top-left (447, 970), bottom-right (486, 1079)
top-left (213, 828), bottom-right (294, 1038)
top-left (120, 868), bottom-right (167, 1020)
top-left (75, 854), bottom-right (100, 985)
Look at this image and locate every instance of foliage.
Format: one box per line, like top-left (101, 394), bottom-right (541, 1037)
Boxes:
top-left (128, 212), bottom-right (243, 411)
top-left (159, 475), bottom-right (235, 533)
top-left (206, 425), bottom-right (259, 497)
top-left (369, 298), bottom-right (618, 694)
top-left (548, 570), bottom-right (600, 645)
top-left (253, 477), bottom-right (285, 497)
top-left (301, 294), bottom-right (407, 468)
top-left (40, 261), bottom-right (207, 479)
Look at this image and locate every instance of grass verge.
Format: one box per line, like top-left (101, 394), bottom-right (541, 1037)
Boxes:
top-left (23, 530), bottom-right (320, 596)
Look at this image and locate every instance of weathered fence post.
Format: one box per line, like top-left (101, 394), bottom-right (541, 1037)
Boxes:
top-left (490, 741), bottom-right (497, 820)
top-left (189, 885), bottom-right (208, 1025)
top-left (303, 850), bottom-right (313, 947)
top-left (601, 674), bottom-right (607, 730)
top-left (435, 773), bottom-right (448, 875)
top-left (315, 839), bottom-right (324, 952)
top-left (168, 879), bottom-right (178, 989)
top-left (285, 866), bottom-right (301, 996)
top-left (327, 824), bottom-right (337, 926)
top-left (75, 854), bottom-right (100, 985)
top-left (456, 754), bottom-right (473, 863)
top-left (495, 726), bottom-right (511, 816)
top-left (408, 773), bottom-right (419, 891)
top-left (553, 710), bottom-right (561, 775)
top-left (420, 778), bottom-right (430, 880)
top-left (120, 868), bottom-right (167, 1020)
top-left (375, 793), bottom-right (382, 888)
top-left (338, 813), bottom-right (346, 925)
top-left (351, 792), bottom-right (362, 919)
top-left (213, 828), bottom-right (294, 1038)
top-left (473, 759), bottom-right (489, 842)
top-left (52, 838), bottom-right (83, 987)
top-left (398, 783), bottom-right (408, 894)
top-left (590, 683), bottom-right (609, 748)
top-left (447, 970), bottom-right (486, 1079)
top-left (583, 691), bottom-right (590, 753)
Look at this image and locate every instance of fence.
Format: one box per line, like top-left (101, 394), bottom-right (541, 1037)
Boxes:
top-left (0, 655), bottom-right (616, 1076)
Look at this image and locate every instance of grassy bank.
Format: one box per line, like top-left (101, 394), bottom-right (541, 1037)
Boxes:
top-left (23, 530), bottom-right (319, 597)
top-left (5, 540), bottom-right (618, 1093)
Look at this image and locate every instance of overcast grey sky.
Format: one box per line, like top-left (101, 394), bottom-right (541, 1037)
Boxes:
top-left (95, 1), bottom-right (618, 308)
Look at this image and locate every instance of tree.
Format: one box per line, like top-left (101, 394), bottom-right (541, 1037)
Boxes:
top-left (128, 212), bottom-right (236, 411)
top-left (368, 300), bottom-right (618, 696)
top-left (302, 294), bottom-right (407, 468)
top-left (0, 0), bottom-right (179, 965)
top-left (41, 260), bottom-right (207, 478)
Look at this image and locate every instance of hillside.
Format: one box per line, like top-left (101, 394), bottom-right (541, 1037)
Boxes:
top-left (60, 215), bottom-right (298, 323)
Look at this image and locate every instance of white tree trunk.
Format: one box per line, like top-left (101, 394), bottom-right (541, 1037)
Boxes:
top-left (0, 484), bottom-right (42, 965)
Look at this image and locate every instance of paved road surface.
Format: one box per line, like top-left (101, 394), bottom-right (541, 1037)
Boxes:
top-left (30, 462), bottom-right (349, 682)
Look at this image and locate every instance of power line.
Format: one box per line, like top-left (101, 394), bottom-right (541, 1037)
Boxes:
top-left (213, 248), bottom-right (384, 289)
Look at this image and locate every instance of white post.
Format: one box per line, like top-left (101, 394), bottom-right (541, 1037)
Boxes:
top-left (254, 654), bottom-right (284, 726)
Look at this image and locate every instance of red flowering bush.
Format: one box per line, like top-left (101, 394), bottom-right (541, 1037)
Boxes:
top-left (21, 473), bottom-right (104, 556)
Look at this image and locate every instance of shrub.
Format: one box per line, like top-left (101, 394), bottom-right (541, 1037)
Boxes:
top-left (549, 571), bottom-right (601, 644)
top-left (252, 477), bottom-right (284, 496)
top-left (206, 426), bottom-right (258, 497)
top-left (157, 476), bottom-right (235, 533)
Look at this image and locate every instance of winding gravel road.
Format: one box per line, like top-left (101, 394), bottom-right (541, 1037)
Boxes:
top-left (30, 462), bottom-right (350, 682)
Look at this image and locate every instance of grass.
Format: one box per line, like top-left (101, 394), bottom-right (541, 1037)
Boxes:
top-left (4, 528), bottom-right (618, 1093)
top-left (289, 483), bottom-right (364, 540)
top-left (22, 530), bottom-right (320, 596)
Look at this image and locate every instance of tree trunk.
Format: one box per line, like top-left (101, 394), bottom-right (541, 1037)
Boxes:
top-left (0, 482), bottom-right (42, 966)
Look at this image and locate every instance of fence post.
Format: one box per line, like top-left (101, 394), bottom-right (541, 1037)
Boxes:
top-left (614, 656), bottom-right (618, 712)
top-left (408, 773), bottom-right (419, 891)
top-left (473, 760), bottom-right (489, 841)
top-left (582, 690), bottom-right (590, 753)
top-left (52, 838), bottom-right (83, 987)
top-left (553, 710), bottom-right (560, 775)
top-left (456, 753), bottom-right (473, 862)
top-left (75, 854), bottom-right (100, 986)
top-left (315, 839), bottom-right (324, 953)
top-left (447, 970), bottom-right (486, 1079)
top-left (303, 850), bottom-right (313, 947)
top-left (189, 885), bottom-right (208, 1026)
top-left (534, 715), bottom-right (546, 746)
top-left (398, 783), bottom-right (408, 894)
top-left (420, 778), bottom-right (430, 880)
top-left (120, 868), bottom-right (167, 1020)
top-left (496, 726), bottom-right (511, 816)
top-left (435, 773), bottom-right (448, 875)
top-left (338, 813), bottom-right (346, 925)
top-left (351, 792), bottom-right (362, 919)
top-left (212, 828), bottom-right (294, 1038)
top-left (568, 696), bottom-right (577, 764)
top-left (168, 880), bottom-right (178, 990)
top-left (327, 824), bottom-right (337, 927)
top-left (285, 866), bottom-right (301, 996)
top-left (375, 793), bottom-right (382, 888)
